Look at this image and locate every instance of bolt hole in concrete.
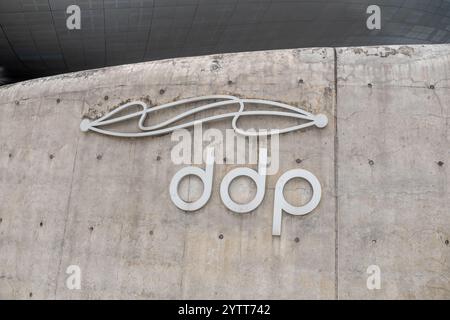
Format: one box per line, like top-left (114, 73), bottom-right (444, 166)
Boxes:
top-left (104, 95), bottom-right (109, 101)
top-left (8, 153), bottom-right (12, 158)
top-left (49, 154), bottom-right (54, 160)
top-left (56, 98), bottom-right (60, 104)
top-left (156, 155), bottom-right (161, 161)
top-left (219, 234), bottom-right (224, 240)
top-left (159, 89), bottom-right (165, 95)
top-left (445, 240), bottom-right (449, 246)
top-left (89, 226), bottom-right (94, 232)
top-left (96, 154), bottom-right (102, 160)
top-left (178, 175), bottom-right (204, 203)
top-left (149, 230), bottom-right (153, 235)
top-left (296, 158), bottom-right (302, 164)
top-left (228, 176), bottom-right (257, 205)
top-left (368, 159), bottom-right (374, 166)
top-left (437, 161), bottom-right (444, 167)
top-left (283, 177), bottom-right (313, 207)
top-left (294, 237), bottom-right (300, 243)
top-left (368, 83), bottom-right (373, 88)
top-left (429, 84), bottom-right (435, 90)
top-left (39, 221), bottom-right (43, 227)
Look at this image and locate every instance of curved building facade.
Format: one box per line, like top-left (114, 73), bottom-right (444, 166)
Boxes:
top-left (0, 0), bottom-right (450, 82)
top-left (0, 44), bottom-right (449, 299)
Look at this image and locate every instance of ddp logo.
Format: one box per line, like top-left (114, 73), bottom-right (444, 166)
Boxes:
top-left (81, 95), bottom-right (328, 236)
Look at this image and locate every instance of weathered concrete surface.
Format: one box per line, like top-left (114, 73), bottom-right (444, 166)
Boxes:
top-left (337, 45), bottom-right (450, 299)
top-left (0, 44), bottom-right (448, 299)
top-left (0, 48), bottom-right (336, 299)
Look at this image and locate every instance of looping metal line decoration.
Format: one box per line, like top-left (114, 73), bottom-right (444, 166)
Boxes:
top-left (80, 95), bottom-right (328, 137)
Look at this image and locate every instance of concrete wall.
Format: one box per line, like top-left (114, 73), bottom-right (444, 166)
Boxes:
top-left (337, 45), bottom-right (450, 299)
top-left (0, 45), bottom-right (448, 299)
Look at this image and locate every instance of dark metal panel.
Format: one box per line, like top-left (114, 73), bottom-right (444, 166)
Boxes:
top-left (0, 0), bottom-right (449, 84)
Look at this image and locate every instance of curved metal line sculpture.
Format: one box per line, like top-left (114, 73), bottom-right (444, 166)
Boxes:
top-left (80, 95), bottom-right (328, 137)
